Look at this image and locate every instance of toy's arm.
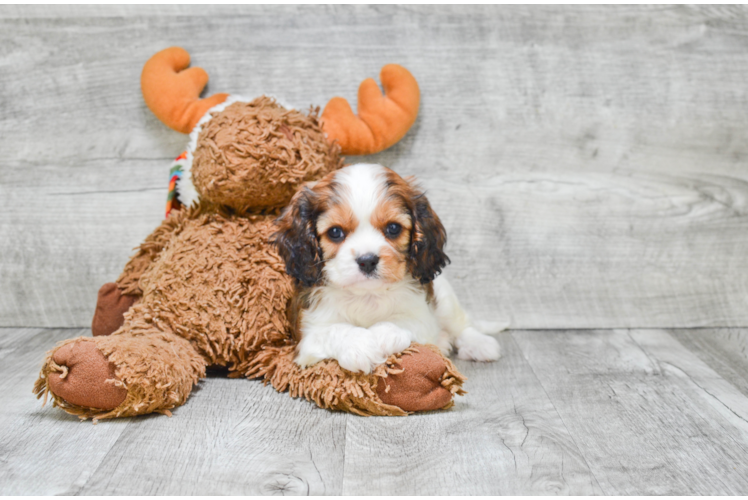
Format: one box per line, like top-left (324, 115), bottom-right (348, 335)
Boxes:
top-left (321, 64), bottom-right (420, 156)
top-left (247, 343), bottom-right (465, 416)
top-left (116, 207), bottom-right (192, 296)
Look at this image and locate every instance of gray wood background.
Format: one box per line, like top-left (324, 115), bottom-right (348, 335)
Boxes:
top-left (3, 6), bottom-right (748, 495)
top-left (3, 5), bottom-right (748, 329)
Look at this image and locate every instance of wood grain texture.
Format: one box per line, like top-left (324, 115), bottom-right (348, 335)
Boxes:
top-left (670, 328), bottom-right (748, 397)
top-left (513, 329), bottom-right (748, 495)
top-left (0, 328), bottom-right (131, 495)
top-left (0, 327), bottom-right (346, 495)
top-left (340, 333), bottom-right (602, 495)
top-left (5, 327), bottom-right (748, 494)
top-left (3, 6), bottom-right (748, 326)
top-left (79, 374), bottom-right (347, 495)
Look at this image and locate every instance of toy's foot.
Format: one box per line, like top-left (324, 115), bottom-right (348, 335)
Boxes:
top-left (46, 340), bottom-right (127, 410)
top-left (376, 347), bottom-right (454, 412)
top-left (92, 282), bottom-right (138, 336)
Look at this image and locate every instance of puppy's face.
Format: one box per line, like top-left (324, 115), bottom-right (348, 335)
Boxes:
top-left (273, 163), bottom-right (449, 289)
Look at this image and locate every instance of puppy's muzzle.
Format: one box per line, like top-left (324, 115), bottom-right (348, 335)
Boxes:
top-left (356, 253), bottom-right (379, 275)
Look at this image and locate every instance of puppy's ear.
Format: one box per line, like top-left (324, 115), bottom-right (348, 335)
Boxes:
top-left (409, 193), bottom-right (450, 284)
top-left (272, 188), bottom-right (324, 287)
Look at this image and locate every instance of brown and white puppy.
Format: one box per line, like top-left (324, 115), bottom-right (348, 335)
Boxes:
top-left (274, 163), bottom-right (502, 374)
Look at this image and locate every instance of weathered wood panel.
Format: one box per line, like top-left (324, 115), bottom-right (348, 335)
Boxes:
top-left (5, 327), bottom-right (748, 494)
top-left (513, 329), bottom-right (748, 495)
top-left (79, 375), bottom-right (347, 495)
top-left (671, 328), bottom-right (748, 397)
top-left (0, 328), bottom-right (131, 495)
top-left (0, 327), bottom-right (346, 495)
top-left (340, 333), bottom-right (601, 495)
top-left (3, 5), bottom-right (748, 328)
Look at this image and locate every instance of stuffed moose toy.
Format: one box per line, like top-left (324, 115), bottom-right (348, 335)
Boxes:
top-left (33, 47), bottom-right (466, 420)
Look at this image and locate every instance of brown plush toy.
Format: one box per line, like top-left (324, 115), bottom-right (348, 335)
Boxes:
top-left (33, 47), bottom-right (466, 420)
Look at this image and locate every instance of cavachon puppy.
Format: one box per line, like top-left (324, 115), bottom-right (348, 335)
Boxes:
top-left (274, 163), bottom-right (503, 374)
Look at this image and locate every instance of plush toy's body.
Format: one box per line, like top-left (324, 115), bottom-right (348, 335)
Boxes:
top-left (34, 48), bottom-right (465, 420)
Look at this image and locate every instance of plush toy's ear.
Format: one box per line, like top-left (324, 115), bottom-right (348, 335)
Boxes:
top-left (272, 188), bottom-right (324, 287)
top-left (321, 64), bottom-right (420, 156)
top-left (141, 47), bottom-right (229, 134)
top-left (408, 193), bottom-right (450, 285)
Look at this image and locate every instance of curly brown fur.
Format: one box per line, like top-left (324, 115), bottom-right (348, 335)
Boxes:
top-left (192, 97), bottom-right (343, 212)
top-left (130, 207), bottom-right (295, 371)
top-left (246, 343), bottom-right (465, 416)
top-left (34, 332), bottom-right (205, 421)
top-left (117, 206), bottom-right (195, 296)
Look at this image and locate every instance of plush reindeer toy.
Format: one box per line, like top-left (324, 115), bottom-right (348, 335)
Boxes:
top-left (33, 47), bottom-right (466, 420)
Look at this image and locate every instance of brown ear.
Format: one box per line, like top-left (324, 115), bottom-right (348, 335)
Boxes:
top-left (408, 193), bottom-right (449, 284)
top-left (321, 64), bottom-right (420, 156)
top-left (141, 47), bottom-right (229, 133)
top-left (272, 188), bottom-right (325, 287)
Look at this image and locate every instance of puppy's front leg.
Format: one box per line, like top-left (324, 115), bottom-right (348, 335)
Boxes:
top-left (296, 323), bottom-right (390, 374)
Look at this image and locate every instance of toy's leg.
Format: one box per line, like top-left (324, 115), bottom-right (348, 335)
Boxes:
top-left (91, 208), bottom-right (195, 337)
top-left (34, 328), bottom-right (206, 420)
top-left (246, 343), bottom-right (465, 416)
top-left (91, 283), bottom-right (138, 337)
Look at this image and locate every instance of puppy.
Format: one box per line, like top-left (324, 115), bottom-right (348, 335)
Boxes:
top-left (273, 163), bottom-right (503, 374)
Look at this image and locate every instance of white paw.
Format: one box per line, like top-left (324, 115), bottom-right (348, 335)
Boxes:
top-left (294, 351), bottom-right (321, 370)
top-left (472, 319), bottom-right (510, 335)
top-left (368, 322), bottom-right (413, 357)
top-left (337, 329), bottom-right (388, 374)
top-left (456, 327), bottom-right (501, 362)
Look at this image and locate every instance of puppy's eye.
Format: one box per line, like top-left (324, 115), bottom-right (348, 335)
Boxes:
top-left (326, 226), bottom-right (345, 242)
top-left (384, 222), bottom-right (402, 238)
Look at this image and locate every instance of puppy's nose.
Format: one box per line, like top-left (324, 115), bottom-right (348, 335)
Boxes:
top-left (356, 253), bottom-right (379, 275)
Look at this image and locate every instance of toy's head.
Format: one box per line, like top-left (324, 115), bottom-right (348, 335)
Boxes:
top-left (191, 97), bottom-right (341, 211)
top-left (141, 47), bottom-right (421, 213)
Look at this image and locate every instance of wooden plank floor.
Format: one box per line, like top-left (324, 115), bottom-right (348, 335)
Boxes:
top-left (2, 327), bottom-right (747, 495)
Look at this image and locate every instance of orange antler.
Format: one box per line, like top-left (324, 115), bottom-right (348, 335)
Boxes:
top-left (141, 47), bottom-right (229, 134)
top-left (322, 64), bottom-right (420, 156)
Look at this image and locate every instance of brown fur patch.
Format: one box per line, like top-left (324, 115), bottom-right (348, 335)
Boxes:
top-left (286, 285), bottom-right (313, 344)
top-left (377, 246), bottom-right (407, 283)
top-left (371, 174), bottom-right (415, 282)
top-left (379, 169), bottom-right (449, 284)
top-left (317, 203), bottom-right (358, 260)
top-left (192, 97), bottom-right (343, 212)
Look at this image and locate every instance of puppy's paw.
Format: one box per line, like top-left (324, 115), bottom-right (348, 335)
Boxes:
top-left (294, 351), bottom-right (322, 370)
top-left (456, 327), bottom-right (501, 362)
top-left (337, 330), bottom-right (388, 374)
top-left (368, 322), bottom-right (412, 357)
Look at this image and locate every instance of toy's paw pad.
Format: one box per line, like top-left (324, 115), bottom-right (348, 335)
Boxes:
top-left (47, 340), bottom-right (127, 409)
top-left (456, 327), bottom-right (501, 361)
top-left (377, 348), bottom-right (453, 412)
top-left (92, 282), bottom-right (138, 337)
